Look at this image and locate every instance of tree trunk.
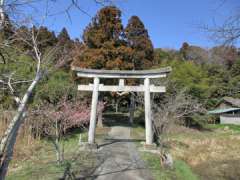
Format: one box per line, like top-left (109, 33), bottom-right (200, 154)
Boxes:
top-left (0, 0), bottom-right (5, 29)
top-left (0, 73), bottom-right (41, 180)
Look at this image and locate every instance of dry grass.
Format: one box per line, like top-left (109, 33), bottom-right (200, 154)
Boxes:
top-left (2, 110), bottom-right (240, 180)
top-left (168, 126), bottom-right (240, 180)
top-left (0, 112), bottom-right (103, 179)
top-left (1, 111), bottom-right (44, 174)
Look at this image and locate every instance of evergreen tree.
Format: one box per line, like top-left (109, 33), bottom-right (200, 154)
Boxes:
top-left (231, 58), bottom-right (240, 76)
top-left (32, 26), bottom-right (57, 52)
top-left (14, 26), bottom-right (31, 51)
top-left (0, 14), bottom-right (14, 42)
top-left (72, 6), bottom-right (133, 70)
top-left (57, 27), bottom-right (71, 44)
top-left (125, 16), bottom-right (154, 70)
top-left (180, 42), bottom-right (189, 60)
top-left (83, 6), bottom-right (123, 48)
top-left (0, 14), bottom-right (14, 64)
top-left (55, 28), bottom-right (74, 69)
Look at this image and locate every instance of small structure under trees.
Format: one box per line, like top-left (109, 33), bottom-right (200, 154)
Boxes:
top-left (208, 97), bottom-right (240, 125)
top-left (72, 66), bottom-right (172, 145)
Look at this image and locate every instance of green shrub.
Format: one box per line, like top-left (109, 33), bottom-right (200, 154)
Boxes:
top-left (33, 70), bottom-right (77, 105)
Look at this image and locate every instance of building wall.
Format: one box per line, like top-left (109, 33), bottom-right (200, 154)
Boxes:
top-left (220, 115), bottom-right (240, 125)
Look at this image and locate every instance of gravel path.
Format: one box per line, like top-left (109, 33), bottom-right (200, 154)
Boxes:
top-left (92, 126), bottom-right (154, 180)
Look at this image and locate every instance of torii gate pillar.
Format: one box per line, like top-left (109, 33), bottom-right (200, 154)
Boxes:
top-left (144, 78), bottom-right (153, 144)
top-left (88, 77), bottom-right (99, 144)
top-left (72, 67), bottom-right (172, 145)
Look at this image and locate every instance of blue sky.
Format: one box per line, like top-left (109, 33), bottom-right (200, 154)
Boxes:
top-left (42, 0), bottom-right (238, 49)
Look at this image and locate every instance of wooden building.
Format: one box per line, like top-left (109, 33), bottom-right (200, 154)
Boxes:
top-left (208, 97), bottom-right (240, 125)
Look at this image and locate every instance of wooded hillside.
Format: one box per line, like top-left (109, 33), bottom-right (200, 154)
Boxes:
top-left (1, 3), bottom-right (240, 180)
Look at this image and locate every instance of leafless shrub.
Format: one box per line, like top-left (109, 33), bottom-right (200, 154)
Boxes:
top-left (135, 87), bottom-right (205, 139)
top-left (152, 89), bottom-right (205, 137)
top-left (136, 87), bottom-right (205, 168)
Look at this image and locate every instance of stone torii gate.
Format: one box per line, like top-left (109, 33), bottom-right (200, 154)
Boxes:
top-left (72, 66), bottom-right (172, 145)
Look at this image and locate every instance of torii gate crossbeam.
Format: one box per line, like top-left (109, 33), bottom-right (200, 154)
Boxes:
top-left (72, 66), bottom-right (172, 145)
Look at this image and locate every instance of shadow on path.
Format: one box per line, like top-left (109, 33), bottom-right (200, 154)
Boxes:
top-left (98, 138), bottom-right (144, 148)
top-left (60, 113), bottom-right (153, 180)
top-left (89, 126), bottom-right (153, 180)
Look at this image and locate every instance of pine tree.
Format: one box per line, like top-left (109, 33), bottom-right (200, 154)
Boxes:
top-left (125, 16), bottom-right (154, 70)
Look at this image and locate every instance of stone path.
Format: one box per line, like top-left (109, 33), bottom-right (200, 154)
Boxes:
top-left (92, 126), bottom-right (154, 180)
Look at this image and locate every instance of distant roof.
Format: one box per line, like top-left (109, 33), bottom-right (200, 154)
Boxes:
top-left (208, 108), bottom-right (240, 114)
top-left (222, 97), bottom-right (240, 108)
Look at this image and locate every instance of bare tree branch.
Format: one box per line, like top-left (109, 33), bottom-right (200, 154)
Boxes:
top-left (202, 1), bottom-right (240, 45)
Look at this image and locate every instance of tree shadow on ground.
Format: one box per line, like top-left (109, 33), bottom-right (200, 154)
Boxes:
top-left (98, 138), bottom-right (144, 148)
top-left (59, 112), bottom-right (148, 180)
top-left (74, 148), bottom-right (152, 180)
top-left (59, 146), bottom-right (150, 180)
top-left (103, 113), bottom-right (132, 127)
top-left (59, 150), bottom-right (101, 180)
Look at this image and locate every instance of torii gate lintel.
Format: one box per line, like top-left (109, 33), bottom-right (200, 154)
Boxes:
top-left (72, 67), bottom-right (172, 145)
